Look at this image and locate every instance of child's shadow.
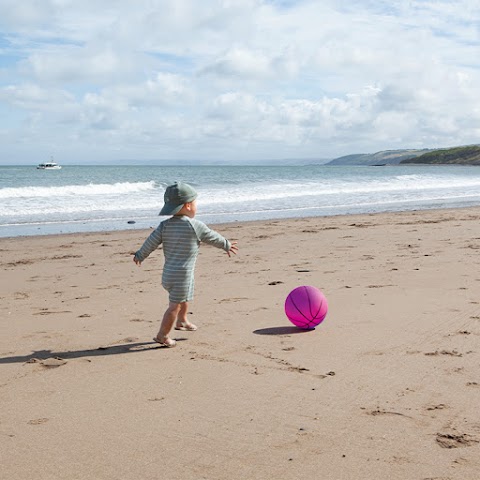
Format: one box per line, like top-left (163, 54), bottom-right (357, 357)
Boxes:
top-left (0, 340), bottom-right (187, 365)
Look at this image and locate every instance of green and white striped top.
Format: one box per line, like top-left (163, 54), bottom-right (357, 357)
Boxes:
top-left (135, 216), bottom-right (231, 303)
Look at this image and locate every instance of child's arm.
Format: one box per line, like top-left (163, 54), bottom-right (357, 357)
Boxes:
top-left (133, 223), bottom-right (163, 265)
top-left (191, 219), bottom-right (238, 256)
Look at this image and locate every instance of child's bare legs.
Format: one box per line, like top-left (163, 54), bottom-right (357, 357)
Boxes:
top-left (175, 302), bottom-right (197, 331)
top-left (154, 301), bottom-right (197, 346)
top-left (155, 302), bottom-right (181, 347)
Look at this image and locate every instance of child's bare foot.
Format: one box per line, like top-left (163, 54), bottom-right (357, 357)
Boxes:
top-left (153, 335), bottom-right (176, 348)
top-left (174, 321), bottom-right (197, 331)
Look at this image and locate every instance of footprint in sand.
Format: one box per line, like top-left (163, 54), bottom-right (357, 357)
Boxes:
top-left (40, 358), bottom-right (67, 368)
top-left (96, 285), bottom-right (121, 290)
top-left (14, 292), bottom-right (29, 300)
top-left (5, 259), bottom-right (35, 267)
top-left (219, 297), bottom-right (249, 303)
top-left (366, 408), bottom-right (411, 419)
top-left (426, 404), bottom-right (448, 412)
top-left (466, 382), bottom-right (479, 387)
top-left (33, 309), bottom-right (72, 316)
top-left (424, 350), bottom-right (463, 357)
top-left (436, 432), bottom-right (479, 449)
top-left (26, 357), bottom-right (67, 368)
top-left (28, 418), bottom-right (49, 425)
top-left (113, 337), bottom-right (139, 344)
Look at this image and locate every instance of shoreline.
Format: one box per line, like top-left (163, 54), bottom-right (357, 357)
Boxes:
top-left (2, 203), bottom-right (480, 241)
top-left (2, 206), bottom-right (480, 479)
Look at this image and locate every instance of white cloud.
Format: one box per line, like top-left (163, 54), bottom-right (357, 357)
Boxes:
top-left (203, 47), bottom-right (274, 79)
top-left (0, 0), bottom-right (479, 163)
top-left (22, 47), bottom-right (130, 84)
top-left (84, 73), bottom-right (192, 111)
top-left (0, 83), bottom-right (75, 111)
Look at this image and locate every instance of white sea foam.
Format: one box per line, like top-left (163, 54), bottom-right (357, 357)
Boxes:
top-left (201, 175), bottom-right (480, 205)
top-left (0, 181), bottom-right (156, 199)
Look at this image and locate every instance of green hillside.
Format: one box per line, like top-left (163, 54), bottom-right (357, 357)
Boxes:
top-left (400, 145), bottom-right (480, 165)
top-left (327, 149), bottom-right (430, 166)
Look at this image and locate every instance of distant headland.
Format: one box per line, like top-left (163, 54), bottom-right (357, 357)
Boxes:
top-left (326, 145), bottom-right (480, 166)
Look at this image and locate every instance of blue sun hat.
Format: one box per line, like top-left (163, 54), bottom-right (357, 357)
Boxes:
top-left (159, 182), bottom-right (198, 216)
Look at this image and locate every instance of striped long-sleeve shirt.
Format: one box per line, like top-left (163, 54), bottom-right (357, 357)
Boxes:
top-left (135, 216), bottom-right (231, 303)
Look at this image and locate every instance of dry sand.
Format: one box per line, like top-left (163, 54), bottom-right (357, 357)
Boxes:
top-left (1, 207), bottom-right (480, 479)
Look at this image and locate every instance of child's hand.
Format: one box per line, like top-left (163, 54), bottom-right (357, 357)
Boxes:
top-left (227, 242), bottom-right (238, 257)
top-left (132, 253), bottom-right (142, 266)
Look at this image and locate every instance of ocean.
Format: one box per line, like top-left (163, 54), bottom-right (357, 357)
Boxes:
top-left (1, 164), bottom-right (480, 238)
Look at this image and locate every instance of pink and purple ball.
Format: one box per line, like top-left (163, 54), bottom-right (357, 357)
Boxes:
top-left (284, 286), bottom-right (328, 329)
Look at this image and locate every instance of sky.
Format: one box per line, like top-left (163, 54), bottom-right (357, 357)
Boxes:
top-left (0, 0), bottom-right (479, 164)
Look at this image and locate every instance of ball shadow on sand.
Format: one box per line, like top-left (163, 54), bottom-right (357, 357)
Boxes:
top-left (253, 326), bottom-right (315, 335)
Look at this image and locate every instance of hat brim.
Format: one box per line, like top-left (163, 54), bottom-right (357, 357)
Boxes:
top-left (159, 202), bottom-right (184, 216)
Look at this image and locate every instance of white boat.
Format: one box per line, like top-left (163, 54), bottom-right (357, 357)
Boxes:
top-left (37, 159), bottom-right (62, 169)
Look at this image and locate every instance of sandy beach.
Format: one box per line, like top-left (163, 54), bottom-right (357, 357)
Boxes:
top-left (1, 207), bottom-right (480, 480)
